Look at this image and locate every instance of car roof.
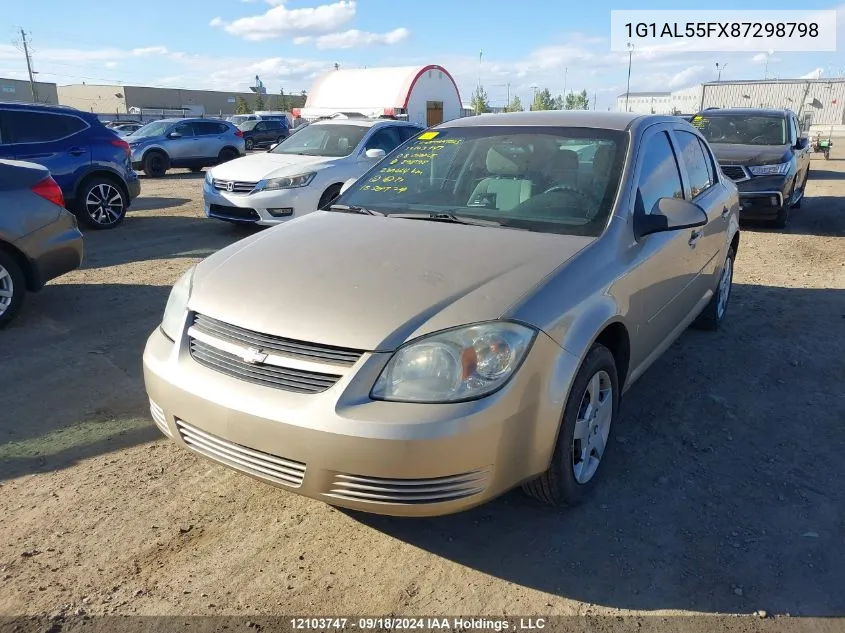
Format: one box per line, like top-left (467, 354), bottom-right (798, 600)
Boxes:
top-left (309, 118), bottom-right (419, 128)
top-left (695, 107), bottom-right (790, 117)
top-left (438, 110), bottom-right (656, 131)
top-left (0, 101), bottom-right (83, 113)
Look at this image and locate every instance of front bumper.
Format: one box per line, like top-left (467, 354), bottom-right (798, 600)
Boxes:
top-left (736, 175), bottom-right (791, 220)
top-left (201, 180), bottom-right (321, 226)
top-left (15, 210), bottom-right (83, 290)
top-left (142, 325), bottom-right (578, 517)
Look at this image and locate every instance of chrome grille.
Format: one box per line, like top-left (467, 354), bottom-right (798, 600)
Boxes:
top-left (326, 470), bottom-right (491, 505)
top-left (149, 399), bottom-right (172, 437)
top-left (719, 165), bottom-right (750, 182)
top-left (192, 313), bottom-right (364, 366)
top-left (212, 179), bottom-right (258, 193)
top-left (189, 339), bottom-right (342, 393)
top-left (176, 420), bottom-right (306, 487)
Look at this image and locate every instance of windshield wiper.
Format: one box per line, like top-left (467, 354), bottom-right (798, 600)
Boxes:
top-left (388, 212), bottom-right (502, 227)
top-left (328, 204), bottom-right (385, 216)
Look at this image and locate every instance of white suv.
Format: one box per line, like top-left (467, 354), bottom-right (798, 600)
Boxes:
top-left (202, 119), bottom-right (424, 225)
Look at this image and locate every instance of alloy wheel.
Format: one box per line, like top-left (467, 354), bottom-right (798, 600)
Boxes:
top-left (85, 183), bottom-right (124, 226)
top-left (571, 370), bottom-right (613, 484)
top-left (0, 264), bottom-right (14, 317)
top-left (716, 256), bottom-right (733, 320)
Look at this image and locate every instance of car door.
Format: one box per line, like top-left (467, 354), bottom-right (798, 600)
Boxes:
top-left (625, 126), bottom-right (705, 368)
top-left (3, 108), bottom-right (91, 196)
top-left (0, 109), bottom-right (14, 160)
top-left (791, 113), bottom-right (810, 183)
top-left (669, 127), bottom-right (727, 298)
top-left (193, 121), bottom-right (228, 159)
top-left (166, 121), bottom-right (200, 162)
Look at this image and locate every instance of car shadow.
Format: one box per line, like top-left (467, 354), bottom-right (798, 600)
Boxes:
top-left (138, 171), bottom-right (207, 181)
top-left (346, 284), bottom-right (845, 616)
top-left (740, 194), bottom-right (845, 237)
top-left (130, 196), bottom-right (191, 212)
top-left (808, 168), bottom-right (845, 181)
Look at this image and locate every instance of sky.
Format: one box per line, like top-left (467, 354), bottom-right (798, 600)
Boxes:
top-left (0, 0), bottom-right (843, 111)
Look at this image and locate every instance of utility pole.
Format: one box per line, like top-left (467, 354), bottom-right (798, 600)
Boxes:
top-left (563, 67), bottom-right (568, 99)
top-left (506, 82), bottom-right (510, 107)
top-left (19, 28), bottom-right (38, 103)
top-left (625, 43), bottom-right (634, 112)
top-left (716, 62), bottom-right (727, 82)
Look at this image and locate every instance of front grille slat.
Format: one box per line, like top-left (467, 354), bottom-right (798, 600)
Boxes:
top-left (719, 165), bottom-right (749, 182)
top-left (208, 204), bottom-right (259, 222)
top-left (193, 314), bottom-right (364, 366)
top-left (190, 341), bottom-right (340, 393)
top-left (326, 470), bottom-right (490, 505)
top-left (176, 420), bottom-right (306, 487)
top-left (212, 179), bottom-right (258, 193)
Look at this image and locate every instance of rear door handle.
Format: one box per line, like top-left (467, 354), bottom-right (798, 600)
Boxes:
top-left (68, 147), bottom-right (85, 156)
top-left (688, 230), bottom-right (702, 247)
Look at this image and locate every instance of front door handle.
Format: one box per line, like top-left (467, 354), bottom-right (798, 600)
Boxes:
top-left (721, 207), bottom-right (730, 219)
top-left (688, 230), bottom-right (702, 247)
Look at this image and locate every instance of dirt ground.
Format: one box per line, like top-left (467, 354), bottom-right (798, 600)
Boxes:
top-left (1, 150), bottom-right (843, 622)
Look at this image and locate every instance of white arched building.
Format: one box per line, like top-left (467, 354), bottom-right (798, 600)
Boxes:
top-left (296, 65), bottom-right (462, 128)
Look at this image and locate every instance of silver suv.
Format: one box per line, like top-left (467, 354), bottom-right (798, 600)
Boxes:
top-left (128, 118), bottom-right (246, 177)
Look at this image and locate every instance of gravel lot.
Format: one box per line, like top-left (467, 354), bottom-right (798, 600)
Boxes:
top-left (1, 151), bottom-right (843, 621)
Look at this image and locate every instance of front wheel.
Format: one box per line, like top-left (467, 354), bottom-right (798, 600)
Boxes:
top-left (0, 250), bottom-right (25, 328)
top-left (522, 343), bottom-right (619, 507)
top-left (75, 177), bottom-right (127, 229)
top-left (692, 245), bottom-right (735, 331)
top-left (245, 138), bottom-right (254, 151)
top-left (318, 184), bottom-right (342, 210)
top-left (142, 151), bottom-right (168, 178)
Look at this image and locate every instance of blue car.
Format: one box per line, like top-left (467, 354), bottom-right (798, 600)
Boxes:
top-left (0, 102), bottom-right (141, 229)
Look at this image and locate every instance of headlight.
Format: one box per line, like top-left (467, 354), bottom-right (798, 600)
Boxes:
top-left (371, 322), bottom-right (536, 403)
top-left (255, 172), bottom-right (316, 191)
top-left (748, 162), bottom-right (789, 176)
top-left (205, 169), bottom-right (213, 185)
top-left (160, 266), bottom-right (196, 341)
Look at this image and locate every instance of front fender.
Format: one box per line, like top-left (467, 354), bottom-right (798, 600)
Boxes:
top-left (551, 294), bottom-right (624, 364)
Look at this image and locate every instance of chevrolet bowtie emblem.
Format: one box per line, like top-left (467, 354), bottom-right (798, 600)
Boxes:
top-left (241, 347), bottom-right (268, 364)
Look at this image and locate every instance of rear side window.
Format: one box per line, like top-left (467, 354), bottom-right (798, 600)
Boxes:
top-left (637, 131), bottom-right (683, 215)
top-left (696, 137), bottom-right (716, 185)
top-left (194, 121), bottom-right (226, 135)
top-left (674, 130), bottom-right (713, 199)
top-left (3, 110), bottom-right (86, 143)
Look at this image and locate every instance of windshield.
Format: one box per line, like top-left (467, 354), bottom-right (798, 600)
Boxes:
top-left (239, 120), bottom-right (259, 131)
top-left (338, 126), bottom-right (627, 237)
top-left (691, 114), bottom-right (787, 145)
top-left (270, 124), bottom-right (368, 157)
top-left (130, 121), bottom-right (170, 138)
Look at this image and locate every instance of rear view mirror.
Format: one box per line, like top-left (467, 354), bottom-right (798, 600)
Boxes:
top-left (340, 178), bottom-right (357, 195)
top-left (635, 197), bottom-right (707, 239)
top-left (364, 148), bottom-right (386, 160)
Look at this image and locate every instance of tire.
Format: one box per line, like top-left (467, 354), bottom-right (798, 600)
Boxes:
top-left (522, 343), bottom-right (619, 507)
top-left (218, 147), bottom-right (238, 163)
top-left (74, 176), bottom-right (127, 230)
top-left (245, 138), bottom-right (254, 151)
top-left (0, 249), bottom-right (25, 328)
top-left (189, 167), bottom-right (203, 173)
top-left (692, 245), bottom-right (735, 331)
top-left (318, 184), bottom-right (342, 210)
top-left (142, 151), bottom-right (168, 178)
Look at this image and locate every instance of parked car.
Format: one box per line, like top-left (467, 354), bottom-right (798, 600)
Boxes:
top-left (226, 114), bottom-right (258, 126)
top-left (0, 159), bottom-right (84, 327)
top-left (128, 118), bottom-right (245, 177)
top-left (201, 119), bottom-right (424, 225)
top-left (104, 119), bottom-right (142, 129)
top-left (0, 102), bottom-right (141, 229)
top-left (113, 123), bottom-right (144, 137)
top-left (691, 108), bottom-right (810, 228)
top-left (144, 111), bottom-right (740, 517)
top-left (238, 119), bottom-right (289, 150)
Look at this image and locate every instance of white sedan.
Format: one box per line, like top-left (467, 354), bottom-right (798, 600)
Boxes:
top-left (202, 119), bottom-right (424, 226)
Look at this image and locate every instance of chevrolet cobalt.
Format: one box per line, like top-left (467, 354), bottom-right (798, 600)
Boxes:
top-left (143, 112), bottom-right (740, 516)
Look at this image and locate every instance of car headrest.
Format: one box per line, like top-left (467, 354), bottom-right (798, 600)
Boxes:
top-left (555, 148), bottom-right (578, 170)
top-left (593, 144), bottom-right (614, 170)
top-left (486, 146), bottom-right (527, 176)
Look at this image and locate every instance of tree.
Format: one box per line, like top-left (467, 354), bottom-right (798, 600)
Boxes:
top-left (564, 89), bottom-right (590, 110)
top-left (531, 88), bottom-right (556, 111)
top-left (504, 95), bottom-right (523, 112)
top-left (234, 96), bottom-right (252, 114)
top-left (470, 85), bottom-right (491, 114)
top-left (254, 92), bottom-right (266, 111)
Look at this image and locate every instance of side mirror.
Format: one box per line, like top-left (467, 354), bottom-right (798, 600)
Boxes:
top-left (796, 137), bottom-right (809, 150)
top-left (168, 131), bottom-right (182, 139)
top-left (364, 148), bottom-right (386, 160)
top-left (340, 178), bottom-right (357, 195)
top-left (635, 197), bottom-right (707, 239)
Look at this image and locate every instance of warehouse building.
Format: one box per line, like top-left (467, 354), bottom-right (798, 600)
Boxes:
top-left (615, 91), bottom-right (673, 114)
top-left (0, 77), bottom-right (59, 105)
top-left (57, 83), bottom-right (305, 117)
top-left (297, 65), bottom-right (462, 127)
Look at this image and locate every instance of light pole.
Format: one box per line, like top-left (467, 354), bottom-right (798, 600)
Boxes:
top-left (563, 67), bottom-right (568, 101)
top-left (716, 62), bottom-right (727, 82)
top-left (625, 43), bottom-right (634, 112)
top-left (530, 84), bottom-right (538, 110)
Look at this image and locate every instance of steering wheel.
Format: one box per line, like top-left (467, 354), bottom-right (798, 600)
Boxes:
top-left (543, 184), bottom-right (599, 206)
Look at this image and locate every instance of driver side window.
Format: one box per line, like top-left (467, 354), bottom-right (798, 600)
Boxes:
top-left (365, 127), bottom-right (402, 154)
top-left (172, 122), bottom-right (194, 137)
top-left (637, 131), bottom-right (683, 215)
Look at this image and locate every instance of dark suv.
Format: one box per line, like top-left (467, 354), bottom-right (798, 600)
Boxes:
top-left (0, 103), bottom-right (141, 230)
top-left (691, 108), bottom-right (810, 228)
top-left (239, 119), bottom-right (289, 150)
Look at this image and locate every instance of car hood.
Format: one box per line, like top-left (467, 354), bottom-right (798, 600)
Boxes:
top-left (709, 143), bottom-right (791, 166)
top-left (210, 152), bottom-right (338, 181)
top-left (188, 212), bottom-right (593, 351)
